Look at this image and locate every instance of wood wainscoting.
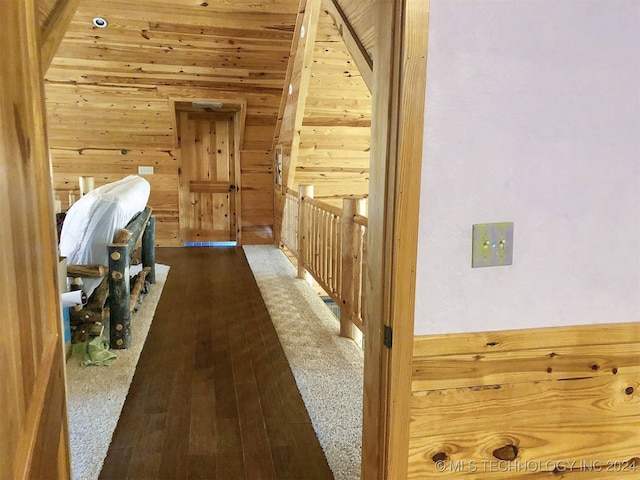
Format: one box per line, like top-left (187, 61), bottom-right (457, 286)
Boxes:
top-left (408, 322), bottom-right (640, 479)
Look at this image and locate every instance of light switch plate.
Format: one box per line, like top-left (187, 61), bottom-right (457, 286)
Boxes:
top-left (472, 222), bottom-right (514, 268)
top-left (138, 166), bottom-right (154, 175)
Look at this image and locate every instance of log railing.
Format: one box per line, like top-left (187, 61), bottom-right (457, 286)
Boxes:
top-left (281, 187), bottom-right (299, 255)
top-left (280, 185), bottom-right (367, 340)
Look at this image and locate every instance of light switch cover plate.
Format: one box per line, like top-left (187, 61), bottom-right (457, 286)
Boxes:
top-left (472, 222), bottom-right (514, 268)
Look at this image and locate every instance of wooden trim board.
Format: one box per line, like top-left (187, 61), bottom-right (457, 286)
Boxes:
top-left (2, 0), bottom-right (71, 476)
top-left (363, 0), bottom-right (429, 478)
top-left (39, 0), bottom-right (80, 73)
top-left (321, 0), bottom-right (373, 92)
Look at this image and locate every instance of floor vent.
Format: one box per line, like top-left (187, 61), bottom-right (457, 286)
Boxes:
top-left (321, 296), bottom-right (340, 319)
top-left (183, 241), bottom-right (237, 247)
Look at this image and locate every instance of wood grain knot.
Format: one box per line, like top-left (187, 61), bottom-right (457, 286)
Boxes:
top-left (486, 342), bottom-right (498, 347)
top-left (547, 367), bottom-right (553, 373)
top-left (591, 364), bottom-right (600, 371)
top-left (432, 452), bottom-right (448, 463)
top-left (612, 368), bottom-right (618, 374)
top-left (200, 2), bottom-right (208, 6)
top-left (548, 352), bottom-right (557, 358)
top-left (493, 444), bottom-right (519, 461)
top-left (625, 386), bottom-right (634, 395)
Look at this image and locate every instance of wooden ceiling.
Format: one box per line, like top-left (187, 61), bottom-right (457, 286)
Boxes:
top-left (335, 0), bottom-right (374, 61)
top-left (42, 0), bottom-right (374, 245)
top-left (45, 0), bottom-right (300, 141)
top-left (45, 0), bottom-right (301, 245)
top-left (294, 8), bottom-right (372, 203)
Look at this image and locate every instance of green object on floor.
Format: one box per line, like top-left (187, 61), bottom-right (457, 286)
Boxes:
top-left (73, 336), bottom-right (117, 366)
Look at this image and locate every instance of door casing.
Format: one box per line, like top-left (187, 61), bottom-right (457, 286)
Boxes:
top-left (1, 1), bottom-right (71, 478)
top-left (362, 0), bottom-right (430, 478)
top-left (173, 99), bottom-right (246, 245)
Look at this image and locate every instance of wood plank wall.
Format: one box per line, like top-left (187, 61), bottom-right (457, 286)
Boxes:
top-left (294, 10), bottom-right (371, 206)
top-left (408, 323), bottom-right (640, 478)
top-left (45, 0), bottom-right (300, 246)
top-left (335, 0), bottom-right (375, 61)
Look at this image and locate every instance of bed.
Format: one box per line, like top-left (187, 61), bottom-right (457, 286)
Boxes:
top-left (59, 175), bottom-right (156, 349)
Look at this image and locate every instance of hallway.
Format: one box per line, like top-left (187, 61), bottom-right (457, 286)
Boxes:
top-left (99, 247), bottom-right (333, 480)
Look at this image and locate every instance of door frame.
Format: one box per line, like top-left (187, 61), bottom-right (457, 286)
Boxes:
top-left (1, 0), bottom-right (72, 477)
top-left (362, 0), bottom-right (429, 478)
top-left (170, 98), bottom-right (246, 245)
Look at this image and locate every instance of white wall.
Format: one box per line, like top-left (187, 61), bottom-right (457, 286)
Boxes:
top-left (414, 0), bottom-right (640, 335)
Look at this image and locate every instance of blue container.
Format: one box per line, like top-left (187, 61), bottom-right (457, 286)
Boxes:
top-left (62, 307), bottom-right (71, 344)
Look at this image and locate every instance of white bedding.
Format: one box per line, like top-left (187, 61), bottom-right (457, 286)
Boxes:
top-left (59, 175), bottom-right (151, 297)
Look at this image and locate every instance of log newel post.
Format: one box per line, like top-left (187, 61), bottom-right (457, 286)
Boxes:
top-left (297, 185), bottom-right (314, 281)
top-left (108, 244), bottom-right (131, 349)
top-left (340, 198), bottom-right (366, 340)
top-left (142, 216), bottom-right (156, 284)
top-left (274, 186), bottom-right (283, 247)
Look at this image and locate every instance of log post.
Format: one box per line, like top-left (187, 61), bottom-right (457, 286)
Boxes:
top-left (107, 208), bottom-right (152, 349)
top-left (78, 176), bottom-right (94, 196)
top-left (123, 208), bottom-right (152, 246)
top-left (273, 187), bottom-right (284, 247)
top-left (297, 185), bottom-right (314, 281)
top-left (66, 264), bottom-right (108, 278)
top-left (108, 244), bottom-right (131, 349)
top-left (340, 198), bottom-right (366, 340)
top-left (130, 266), bottom-right (152, 312)
top-left (142, 216), bottom-right (156, 284)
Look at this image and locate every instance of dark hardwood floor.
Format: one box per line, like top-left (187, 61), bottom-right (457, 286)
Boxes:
top-left (99, 247), bottom-right (333, 480)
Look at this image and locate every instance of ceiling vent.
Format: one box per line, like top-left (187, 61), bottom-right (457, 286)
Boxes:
top-left (192, 102), bottom-right (223, 108)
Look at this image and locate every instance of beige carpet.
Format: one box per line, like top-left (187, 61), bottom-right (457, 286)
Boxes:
top-left (65, 264), bottom-right (169, 480)
top-left (244, 245), bottom-right (364, 480)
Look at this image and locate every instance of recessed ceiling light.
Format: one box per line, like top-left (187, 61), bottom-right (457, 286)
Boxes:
top-left (93, 17), bottom-right (108, 28)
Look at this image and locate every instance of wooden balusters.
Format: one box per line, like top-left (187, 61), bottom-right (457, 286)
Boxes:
top-left (282, 188), bottom-right (299, 255)
top-left (279, 184), bottom-right (368, 340)
top-left (297, 185), bottom-right (314, 281)
top-left (340, 198), bottom-right (367, 340)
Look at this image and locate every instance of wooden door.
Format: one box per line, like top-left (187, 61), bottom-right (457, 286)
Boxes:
top-left (178, 112), bottom-right (238, 243)
top-left (1, 1), bottom-right (71, 478)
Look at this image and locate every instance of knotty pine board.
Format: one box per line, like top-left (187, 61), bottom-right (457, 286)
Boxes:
top-left (293, 10), bottom-right (371, 201)
top-left (408, 323), bottom-right (640, 479)
top-left (46, 0), bottom-right (299, 245)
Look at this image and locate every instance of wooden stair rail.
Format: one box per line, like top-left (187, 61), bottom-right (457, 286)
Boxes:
top-left (281, 185), bottom-right (368, 341)
top-left (297, 185), bottom-right (314, 281)
top-left (340, 198), bottom-right (367, 340)
top-left (281, 187), bottom-right (300, 255)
